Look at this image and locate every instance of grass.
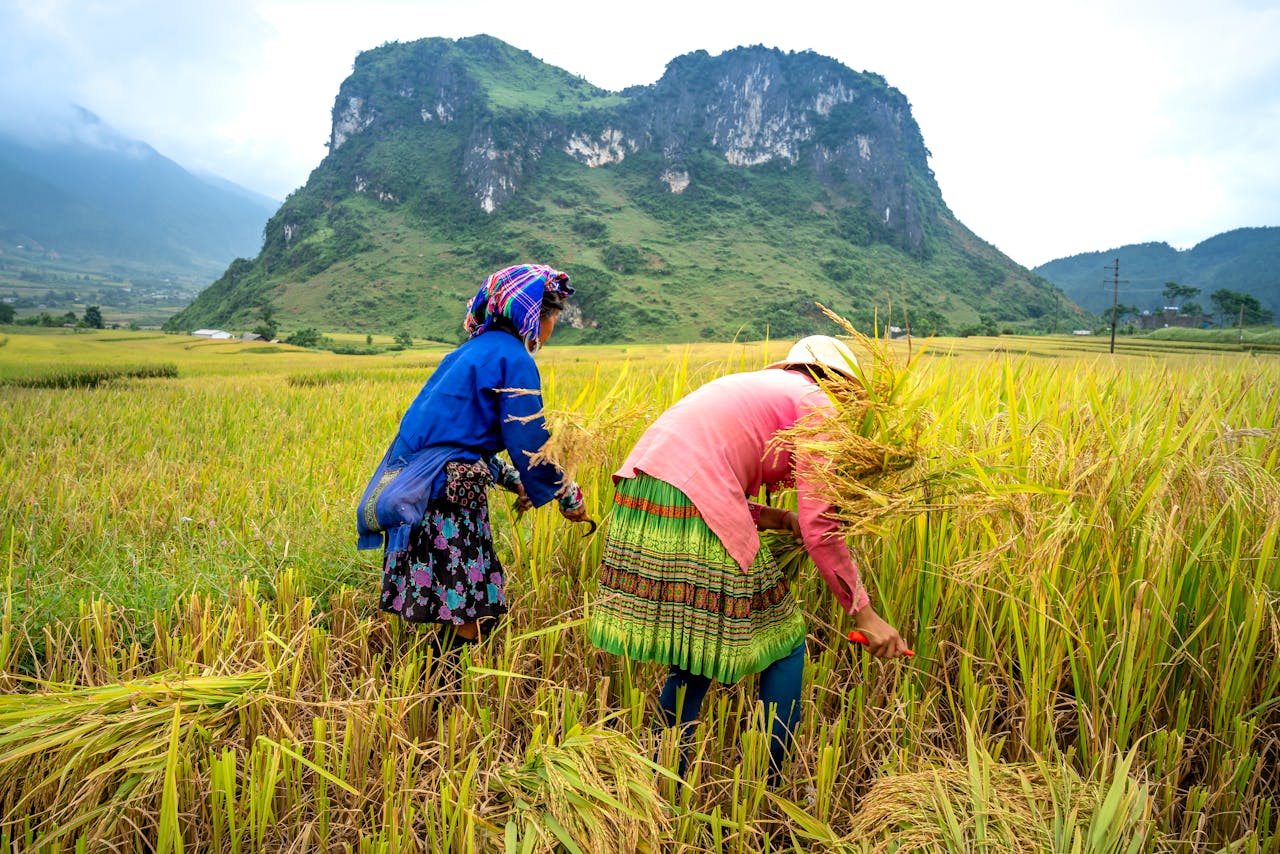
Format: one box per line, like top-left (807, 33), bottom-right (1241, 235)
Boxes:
top-left (1, 327), bottom-right (1278, 851)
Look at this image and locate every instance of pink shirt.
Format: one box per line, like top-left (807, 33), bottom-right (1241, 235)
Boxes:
top-left (615, 369), bottom-right (870, 616)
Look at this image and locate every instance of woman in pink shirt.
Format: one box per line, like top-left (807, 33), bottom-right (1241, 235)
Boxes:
top-left (588, 335), bottom-right (908, 779)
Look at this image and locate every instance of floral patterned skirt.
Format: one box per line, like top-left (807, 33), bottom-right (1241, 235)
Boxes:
top-left (379, 459), bottom-right (506, 625)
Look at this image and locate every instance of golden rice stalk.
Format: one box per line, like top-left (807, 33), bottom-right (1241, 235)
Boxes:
top-left (760, 530), bottom-right (811, 581)
top-left (775, 306), bottom-right (943, 534)
top-left (0, 672), bottom-right (268, 848)
top-left (519, 364), bottom-right (652, 485)
top-left (775, 305), bottom-right (1050, 547)
top-left (846, 733), bottom-right (1158, 853)
top-left (491, 721), bottom-right (672, 853)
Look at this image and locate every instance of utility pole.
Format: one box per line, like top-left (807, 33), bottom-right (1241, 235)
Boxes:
top-left (1109, 258), bottom-right (1120, 354)
top-left (1104, 258), bottom-right (1130, 354)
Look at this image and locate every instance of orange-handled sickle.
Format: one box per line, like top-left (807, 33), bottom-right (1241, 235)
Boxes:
top-left (848, 629), bottom-right (915, 657)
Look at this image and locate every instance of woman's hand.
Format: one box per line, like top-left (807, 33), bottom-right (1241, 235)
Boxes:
top-left (560, 503), bottom-right (590, 523)
top-left (757, 506), bottom-right (802, 540)
top-left (852, 605), bottom-right (910, 658)
top-left (514, 485), bottom-right (534, 512)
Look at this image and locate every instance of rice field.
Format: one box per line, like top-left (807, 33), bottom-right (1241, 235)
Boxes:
top-left (1, 327), bottom-right (1278, 852)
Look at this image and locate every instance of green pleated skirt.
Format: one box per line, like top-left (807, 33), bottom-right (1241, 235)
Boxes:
top-left (587, 473), bottom-right (806, 684)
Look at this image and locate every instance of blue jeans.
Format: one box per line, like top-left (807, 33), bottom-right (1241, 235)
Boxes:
top-left (657, 639), bottom-right (806, 779)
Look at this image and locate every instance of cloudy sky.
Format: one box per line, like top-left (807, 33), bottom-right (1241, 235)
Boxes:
top-left (3, 0), bottom-right (1278, 268)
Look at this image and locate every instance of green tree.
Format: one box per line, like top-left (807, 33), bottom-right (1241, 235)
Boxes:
top-left (1162, 281), bottom-right (1200, 306)
top-left (911, 308), bottom-right (948, 336)
top-left (1103, 303), bottom-right (1139, 325)
top-left (570, 214), bottom-right (607, 240)
top-left (0, 302), bottom-right (14, 324)
top-left (601, 243), bottom-right (645, 274)
top-left (285, 327), bottom-right (323, 348)
top-left (253, 303), bottom-right (279, 340)
top-left (1210, 289), bottom-right (1273, 326)
top-left (83, 305), bottom-right (105, 329)
top-left (394, 331), bottom-right (414, 348)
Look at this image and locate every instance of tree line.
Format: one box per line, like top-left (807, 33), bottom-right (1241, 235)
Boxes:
top-left (1103, 283), bottom-right (1274, 328)
top-left (0, 303), bottom-right (107, 328)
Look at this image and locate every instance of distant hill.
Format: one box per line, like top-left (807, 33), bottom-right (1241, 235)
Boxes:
top-left (0, 106), bottom-right (277, 282)
top-left (168, 36), bottom-right (1080, 342)
top-left (1034, 227), bottom-right (1280, 321)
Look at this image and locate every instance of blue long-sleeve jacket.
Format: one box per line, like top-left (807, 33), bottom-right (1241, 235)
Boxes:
top-left (356, 330), bottom-right (565, 551)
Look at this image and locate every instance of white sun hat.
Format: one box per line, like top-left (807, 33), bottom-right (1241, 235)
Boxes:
top-left (764, 335), bottom-right (859, 379)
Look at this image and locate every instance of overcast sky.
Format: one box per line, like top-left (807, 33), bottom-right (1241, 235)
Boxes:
top-left (3, 0), bottom-right (1278, 268)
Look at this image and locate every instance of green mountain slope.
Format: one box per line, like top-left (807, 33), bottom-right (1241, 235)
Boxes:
top-left (1034, 227), bottom-right (1280, 320)
top-left (0, 107), bottom-right (277, 280)
top-left (168, 36), bottom-right (1079, 342)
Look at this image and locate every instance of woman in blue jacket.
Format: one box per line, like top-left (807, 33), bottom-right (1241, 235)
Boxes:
top-left (357, 264), bottom-right (588, 648)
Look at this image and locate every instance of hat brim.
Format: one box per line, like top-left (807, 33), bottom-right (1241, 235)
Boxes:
top-left (764, 359), bottom-right (859, 380)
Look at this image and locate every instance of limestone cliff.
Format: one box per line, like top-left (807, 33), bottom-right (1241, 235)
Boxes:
top-left (319, 38), bottom-right (936, 251)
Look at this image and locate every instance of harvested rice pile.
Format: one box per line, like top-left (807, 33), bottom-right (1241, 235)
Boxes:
top-left (845, 737), bottom-right (1156, 852)
top-left (490, 723), bottom-right (671, 853)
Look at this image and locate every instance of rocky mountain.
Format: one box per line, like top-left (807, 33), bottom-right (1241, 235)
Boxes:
top-left (1034, 227), bottom-right (1280, 321)
top-left (0, 106), bottom-right (277, 282)
top-left (168, 36), bottom-right (1078, 342)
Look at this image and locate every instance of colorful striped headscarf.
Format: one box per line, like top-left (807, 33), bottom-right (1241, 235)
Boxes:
top-left (463, 264), bottom-right (574, 342)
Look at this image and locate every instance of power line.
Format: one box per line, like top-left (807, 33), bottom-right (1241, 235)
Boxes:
top-left (1093, 285), bottom-right (1168, 293)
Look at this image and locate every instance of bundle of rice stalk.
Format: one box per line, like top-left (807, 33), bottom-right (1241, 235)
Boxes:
top-left (778, 306), bottom-right (971, 535)
top-left (845, 734), bottom-right (1156, 853)
top-left (490, 721), bottom-right (672, 853)
top-left (0, 671), bottom-right (268, 848)
top-left (516, 364), bottom-right (652, 485)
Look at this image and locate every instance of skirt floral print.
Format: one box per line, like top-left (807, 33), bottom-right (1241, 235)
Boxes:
top-left (379, 459), bottom-right (507, 625)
